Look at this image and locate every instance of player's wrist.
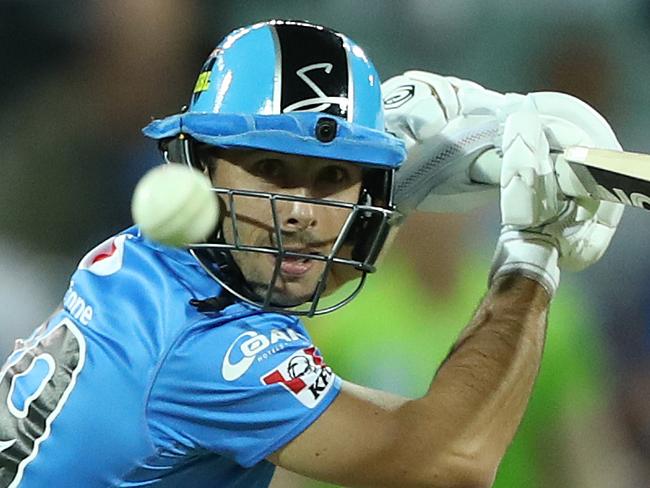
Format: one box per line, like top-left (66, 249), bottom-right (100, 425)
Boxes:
top-left (489, 230), bottom-right (560, 297)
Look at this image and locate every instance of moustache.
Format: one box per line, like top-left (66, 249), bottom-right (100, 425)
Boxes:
top-left (269, 230), bottom-right (337, 252)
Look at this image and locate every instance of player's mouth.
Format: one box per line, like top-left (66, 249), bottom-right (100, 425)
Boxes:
top-left (268, 248), bottom-right (319, 276)
top-left (280, 256), bottom-right (314, 276)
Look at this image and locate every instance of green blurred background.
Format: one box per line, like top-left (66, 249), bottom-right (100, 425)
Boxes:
top-left (2, 1), bottom-right (650, 486)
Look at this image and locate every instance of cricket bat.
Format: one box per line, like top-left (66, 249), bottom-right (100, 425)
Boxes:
top-left (470, 146), bottom-right (650, 210)
top-left (393, 119), bottom-right (650, 212)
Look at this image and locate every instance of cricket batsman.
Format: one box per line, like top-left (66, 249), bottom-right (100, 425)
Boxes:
top-left (0, 20), bottom-right (623, 488)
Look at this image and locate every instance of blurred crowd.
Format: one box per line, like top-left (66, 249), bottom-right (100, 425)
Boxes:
top-left (2, 1), bottom-right (650, 486)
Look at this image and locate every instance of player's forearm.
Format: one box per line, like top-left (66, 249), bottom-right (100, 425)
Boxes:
top-left (408, 273), bottom-right (549, 481)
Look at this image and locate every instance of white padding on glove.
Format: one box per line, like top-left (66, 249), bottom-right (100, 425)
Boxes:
top-left (528, 94), bottom-right (624, 272)
top-left (383, 71), bottom-right (508, 213)
top-left (500, 104), bottom-right (560, 228)
top-left (491, 104), bottom-right (562, 295)
top-left (528, 92), bottom-right (621, 151)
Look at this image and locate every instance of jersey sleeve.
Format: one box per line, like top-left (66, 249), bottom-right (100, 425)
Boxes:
top-left (147, 312), bottom-right (342, 468)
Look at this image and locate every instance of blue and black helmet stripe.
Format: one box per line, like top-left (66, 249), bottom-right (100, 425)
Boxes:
top-left (272, 21), bottom-right (351, 121)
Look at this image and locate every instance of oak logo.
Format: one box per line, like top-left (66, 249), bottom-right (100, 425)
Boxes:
top-left (221, 328), bottom-right (307, 381)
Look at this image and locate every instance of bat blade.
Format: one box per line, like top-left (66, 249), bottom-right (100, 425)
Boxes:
top-left (561, 146), bottom-right (650, 210)
top-left (563, 146), bottom-right (650, 182)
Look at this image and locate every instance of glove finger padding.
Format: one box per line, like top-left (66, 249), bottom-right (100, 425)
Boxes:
top-left (520, 110), bottom-right (624, 272)
top-left (382, 70), bottom-right (507, 148)
top-left (383, 72), bottom-right (502, 214)
top-left (500, 104), bottom-right (561, 228)
top-left (404, 70), bottom-right (509, 117)
top-left (402, 71), bottom-right (461, 120)
top-left (547, 199), bottom-right (622, 272)
top-left (491, 103), bottom-right (561, 295)
top-left (528, 92), bottom-right (621, 151)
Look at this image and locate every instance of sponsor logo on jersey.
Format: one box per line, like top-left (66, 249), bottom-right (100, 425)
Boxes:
top-left (222, 328), bottom-right (307, 381)
top-left (261, 346), bottom-right (334, 408)
top-left (63, 281), bottom-right (94, 325)
top-left (78, 234), bottom-right (131, 276)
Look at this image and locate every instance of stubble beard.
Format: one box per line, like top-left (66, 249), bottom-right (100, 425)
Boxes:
top-left (231, 230), bottom-right (326, 307)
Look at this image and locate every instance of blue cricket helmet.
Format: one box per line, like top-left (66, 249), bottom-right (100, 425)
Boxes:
top-left (142, 19), bottom-right (405, 167)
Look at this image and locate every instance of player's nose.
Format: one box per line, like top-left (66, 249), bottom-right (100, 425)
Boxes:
top-left (281, 199), bottom-right (318, 232)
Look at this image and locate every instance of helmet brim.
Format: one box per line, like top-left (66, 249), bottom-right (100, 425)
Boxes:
top-left (142, 112), bottom-right (405, 168)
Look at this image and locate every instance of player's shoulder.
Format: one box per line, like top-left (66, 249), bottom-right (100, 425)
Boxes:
top-left (70, 226), bottom-right (214, 295)
top-left (62, 226), bottom-right (218, 331)
top-left (156, 306), bottom-right (338, 414)
top-left (76, 226), bottom-right (197, 277)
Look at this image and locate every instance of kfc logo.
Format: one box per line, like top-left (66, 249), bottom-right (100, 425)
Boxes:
top-left (261, 346), bottom-right (334, 408)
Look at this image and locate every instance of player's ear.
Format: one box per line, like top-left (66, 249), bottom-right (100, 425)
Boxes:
top-left (194, 144), bottom-right (220, 179)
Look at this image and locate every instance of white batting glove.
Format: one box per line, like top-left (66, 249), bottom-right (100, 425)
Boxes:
top-left (383, 70), bottom-right (509, 212)
top-left (490, 94), bottom-right (624, 296)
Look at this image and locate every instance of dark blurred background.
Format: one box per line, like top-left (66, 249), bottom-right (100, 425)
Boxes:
top-left (2, 1), bottom-right (650, 486)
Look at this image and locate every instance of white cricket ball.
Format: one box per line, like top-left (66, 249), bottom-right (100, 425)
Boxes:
top-left (131, 164), bottom-right (219, 247)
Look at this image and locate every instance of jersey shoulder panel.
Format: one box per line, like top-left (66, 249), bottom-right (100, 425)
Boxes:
top-left (64, 227), bottom-right (221, 342)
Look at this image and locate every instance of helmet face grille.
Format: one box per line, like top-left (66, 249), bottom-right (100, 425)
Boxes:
top-left (160, 139), bottom-right (401, 317)
top-left (273, 23), bottom-right (350, 120)
top-left (188, 186), bottom-right (400, 317)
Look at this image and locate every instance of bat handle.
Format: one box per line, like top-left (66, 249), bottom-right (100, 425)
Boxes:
top-left (469, 148), bottom-right (592, 200)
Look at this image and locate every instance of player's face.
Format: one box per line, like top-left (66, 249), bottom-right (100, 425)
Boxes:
top-left (208, 149), bottom-right (363, 306)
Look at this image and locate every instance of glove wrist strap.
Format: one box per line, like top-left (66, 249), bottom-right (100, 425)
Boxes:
top-left (490, 230), bottom-right (560, 297)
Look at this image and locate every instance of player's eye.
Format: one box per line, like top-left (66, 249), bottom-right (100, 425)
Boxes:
top-left (317, 165), bottom-right (350, 186)
top-left (251, 158), bottom-right (286, 181)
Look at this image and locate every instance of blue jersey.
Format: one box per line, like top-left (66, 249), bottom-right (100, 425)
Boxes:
top-left (0, 227), bottom-right (341, 487)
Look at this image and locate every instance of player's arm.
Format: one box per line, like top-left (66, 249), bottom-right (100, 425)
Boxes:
top-left (270, 273), bottom-right (549, 488)
top-left (270, 96), bottom-right (622, 487)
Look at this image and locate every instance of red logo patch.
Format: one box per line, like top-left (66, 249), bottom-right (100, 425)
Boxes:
top-left (261, 347), bottom-right (334, 408)
top-left (78, 234), bottom-right (130, 276)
